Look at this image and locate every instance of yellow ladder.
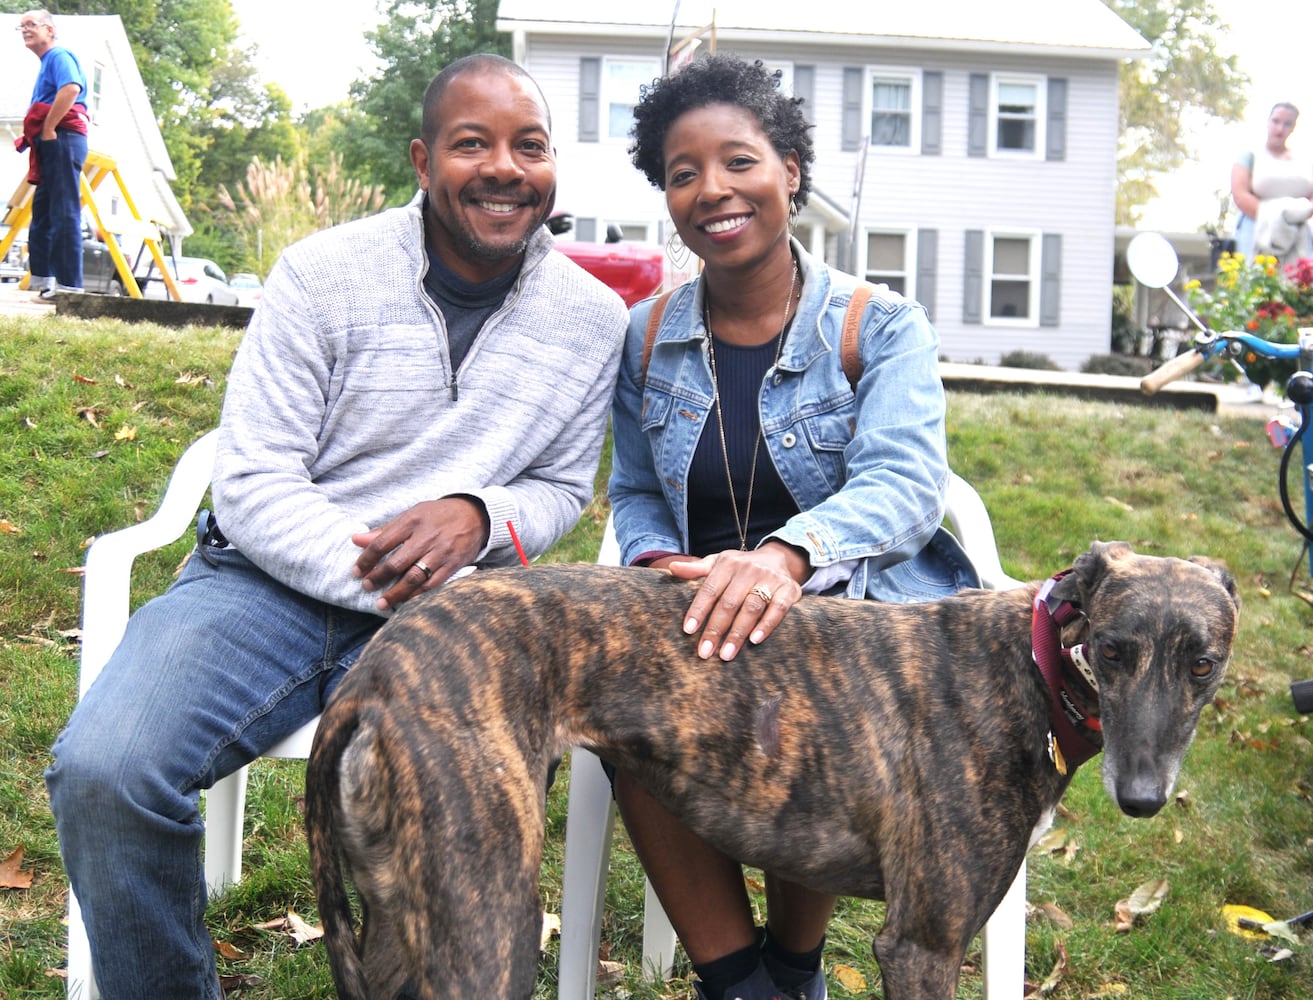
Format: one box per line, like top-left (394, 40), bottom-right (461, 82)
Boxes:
top-left (0, 149), bottom-right (181, 300)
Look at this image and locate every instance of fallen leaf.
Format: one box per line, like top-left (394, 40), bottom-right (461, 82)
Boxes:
top-left (1103, 495), bottom-right (1134, 512)
top-left (540, 911), bottom-right (561, 950)
top-left (1035, 901), bottom-right (1074, 929)
top-left (176, 371), bottom-right (210, 386)
top-left (44, 969), bottom-right (66, 980)
top-left (1024, 939), bottom-right (1068, 996)
top-left (596, 960), bottom-right (624, 986)
top-left (1127, 878), bottom-right (1169, 916)
top-left (1033, 828), bottom-right (1067, 854)
top-left (60, 567), bottom-right (86, 576)
top-left (72, 373), bottom-right (97, 384)
top-left (1113, 897), bottom-right (1135, 933)
top-left (832, 964), bottom-right (866, 991)
top-left (214, 939), bottom-right (248, 960)
top-left (90, 449), bottom-right (110, 459)
top-left (114, 373), bottom-right (135, 389)
top-left (23, 416), bottom-right (36, 428)
top-left (1087, 984), bottom-right (1130, 997)
top-left (218, 972), bottom-right (263, 991)
top-left (0, 846), bottom-right (34, 889)
top-left (1263, 946), bottom-right (1295, 963)
top-left (115, 425), bottom-right (137, 442)
top-left (77, 407), bottom-right (100, 427)
top-left (283, 909), bottom-right (323, 945)
top-left (0, 519), bottom-right (21, 534)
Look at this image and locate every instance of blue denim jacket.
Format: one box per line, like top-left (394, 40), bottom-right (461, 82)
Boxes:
top-left (609, 242), bottom-right (978, 602)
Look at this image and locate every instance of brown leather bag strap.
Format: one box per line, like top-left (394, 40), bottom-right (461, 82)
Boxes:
top-left (640, 289), bottom-right (676, 386)
top-left (840, 284), bottom-right (874, 392)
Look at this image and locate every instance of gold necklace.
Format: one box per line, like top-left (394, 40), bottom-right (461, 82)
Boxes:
top-left (703, 261), bottom-right (799, 550)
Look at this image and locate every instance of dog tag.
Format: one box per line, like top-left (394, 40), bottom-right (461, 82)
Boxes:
top-left (1047, 731), bottom-right (1068, 775)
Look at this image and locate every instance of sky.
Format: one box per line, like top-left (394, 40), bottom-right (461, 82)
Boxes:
top-left (227, 0), bottom-right (1313, 235)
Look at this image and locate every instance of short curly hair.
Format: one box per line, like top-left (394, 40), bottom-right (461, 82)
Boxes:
top-left (629, 53), bottom-right (814, 207)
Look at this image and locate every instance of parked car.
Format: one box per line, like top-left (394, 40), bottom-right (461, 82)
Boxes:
top-left (141, 256), bottom-right (241, 306)
top-left (228, 272), bottom-right (263, 308)
top-left (1, 234), bottom-right (25, 283)
top-left (548, 213), bottom-right (663, 307)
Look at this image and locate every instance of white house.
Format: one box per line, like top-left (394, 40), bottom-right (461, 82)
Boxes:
top-left (0, 13), bottom-right (190, 254)
top-left (496, 0), bottom-right (1149, 370)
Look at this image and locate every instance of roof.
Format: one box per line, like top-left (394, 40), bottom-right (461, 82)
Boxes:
top-left (496, 0), bottom-right (1150, 58)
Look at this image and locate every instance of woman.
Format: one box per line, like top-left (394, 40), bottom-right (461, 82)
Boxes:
top-left (608, 54), bottom-right (976, 1000)
top-left (1231, 102), bottom-right (1313, 264)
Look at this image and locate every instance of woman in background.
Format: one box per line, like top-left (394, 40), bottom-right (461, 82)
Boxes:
top-left (1231, 102), bottom-right (1313, 264)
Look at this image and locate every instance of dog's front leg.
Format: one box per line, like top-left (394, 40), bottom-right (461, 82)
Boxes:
top-left (871, 925), bottom-right (966, 1000)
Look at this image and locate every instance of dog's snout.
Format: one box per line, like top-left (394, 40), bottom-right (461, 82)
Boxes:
top-left (1116, 792), bottom-right (1166, 818)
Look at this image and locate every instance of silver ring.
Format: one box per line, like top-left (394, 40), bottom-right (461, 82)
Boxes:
top-left (414, 560), bottom-right (433, 581)
top-left (750, 584), bottom-right (773, 603)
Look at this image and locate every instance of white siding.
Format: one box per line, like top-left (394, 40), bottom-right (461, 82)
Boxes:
top-left (516, 20), bottom-right (1132, 370)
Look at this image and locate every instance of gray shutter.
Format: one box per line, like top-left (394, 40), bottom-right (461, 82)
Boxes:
top-left (1046, 77), bottom-right (1067, 161)
top-left (575, 217), bottom-right (598, 243)
top-left (579, 57), bottom-right (600, 143)
top-left (921, 71), bottom-right (942, 156)
top-left (963, 230), bottom-right (984, 324)
top-left (916, 229), bottom-right (938, 321)
top-left (1040, 233), bottom-right (1062, 326)
top-left (842, 67), bottom-right (863, 151)
top-left (794, 65), bottom-right (815, 123)
top-left (967, 73), bottom-right (988, 158)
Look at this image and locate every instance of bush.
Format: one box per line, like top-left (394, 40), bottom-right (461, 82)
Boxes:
top-left (1080, 353), bottom-right (1154, 377)
top-left (997, 350), bottom-right (1061, 371)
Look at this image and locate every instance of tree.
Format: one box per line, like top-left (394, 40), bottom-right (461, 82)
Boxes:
top-left (1104, 0), bottom-right (1249, 225)
top-left (341, 0), bottom-right (509, 202)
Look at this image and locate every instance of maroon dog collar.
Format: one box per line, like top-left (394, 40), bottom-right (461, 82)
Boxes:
top-left (1032, 571), bottom-right (1103, 773)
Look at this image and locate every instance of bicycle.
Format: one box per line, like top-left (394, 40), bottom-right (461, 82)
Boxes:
top-left (1127, 232), bottom-right (1313, 711)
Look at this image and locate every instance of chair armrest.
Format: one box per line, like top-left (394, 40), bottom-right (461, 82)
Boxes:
top-left (944, 472), bottom-right (1024, 592)
top-left (79, 431), bottom-right (220, 693)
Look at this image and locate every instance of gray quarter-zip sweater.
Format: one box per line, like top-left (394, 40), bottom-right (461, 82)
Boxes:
top-left (212, 194), bottom-right (628, 614)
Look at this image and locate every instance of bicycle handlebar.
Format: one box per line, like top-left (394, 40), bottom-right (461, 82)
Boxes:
top-left (1140, 349), bottom-right (1207, 394)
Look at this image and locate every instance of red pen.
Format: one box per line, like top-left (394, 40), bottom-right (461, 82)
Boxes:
top-left (507, 520), bottom-right (530, 567)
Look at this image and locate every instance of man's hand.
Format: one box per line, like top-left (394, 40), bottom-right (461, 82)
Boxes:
top-left (352, 496), bottom-right (490, 612)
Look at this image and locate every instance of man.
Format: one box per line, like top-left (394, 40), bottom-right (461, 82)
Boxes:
top-left (17, 9), bottom-right (88, 297)
top-left (45, 53), bottom-right (628, 998)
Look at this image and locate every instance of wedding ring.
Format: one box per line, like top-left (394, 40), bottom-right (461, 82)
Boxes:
top-left (750, 584), bottom-right (773, 603)
top-left (414, 560), bottom-right (433, 580)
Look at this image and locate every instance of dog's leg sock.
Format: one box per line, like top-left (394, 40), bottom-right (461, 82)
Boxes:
top-left (693, 938), bottom-right (766, 1000)
top-left (762, 926), bottom-right (825, 993)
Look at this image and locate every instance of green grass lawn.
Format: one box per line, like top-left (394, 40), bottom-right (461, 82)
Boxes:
top-left (0, 314), bottom-right (1310, 998)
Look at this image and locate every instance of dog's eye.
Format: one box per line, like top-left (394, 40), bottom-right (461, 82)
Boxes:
top-left (1190, 658), bottom-right (1216, 679)
top-left (1098, 642), bottom-right (1120, 662)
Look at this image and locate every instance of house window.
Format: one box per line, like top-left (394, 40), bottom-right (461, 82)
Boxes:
top-left (868, 69), bottom-right (919, 149)
top-left (91, 63), bottom-right (104, 118)
top-left (990, 75), bottom-right (1045, 156)
top-left (986, 232), bottom-right (1040, 323)
top-left (864, 231), bottom-right (912, 296)
top-left (602, 57), bottom-right (660, 141)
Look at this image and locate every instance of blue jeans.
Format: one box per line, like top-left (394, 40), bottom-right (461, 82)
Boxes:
top-left (28, 128), bottom-right (86, 289)
top-left (45, 545), bottom-right (383, 999)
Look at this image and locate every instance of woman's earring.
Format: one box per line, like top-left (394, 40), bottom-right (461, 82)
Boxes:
top-left (788, 197), bottom-right (800, 232)
top-left (666, 228), bottom-right (691, 269)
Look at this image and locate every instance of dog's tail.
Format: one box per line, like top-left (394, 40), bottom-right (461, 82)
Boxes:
top-left (304, 689), bottom-right (370, 1000)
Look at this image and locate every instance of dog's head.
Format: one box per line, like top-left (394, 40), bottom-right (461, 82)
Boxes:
top-left (1048, 541), bottom-right (1240, 818)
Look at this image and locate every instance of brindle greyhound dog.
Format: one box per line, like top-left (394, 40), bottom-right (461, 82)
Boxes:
top-left (304, 540), bottom-right (1240, 1000)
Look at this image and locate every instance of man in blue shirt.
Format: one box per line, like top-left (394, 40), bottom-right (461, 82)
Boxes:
top-left (18, 9), bottom-right (88, 297)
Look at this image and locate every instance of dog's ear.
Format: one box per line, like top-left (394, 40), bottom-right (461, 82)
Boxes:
top-left (1188, 556), bottom-right (1242, 612)
top-left (1049, 540), bottom-right (1135, 605)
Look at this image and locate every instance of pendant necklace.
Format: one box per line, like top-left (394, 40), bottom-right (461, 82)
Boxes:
top-left (703, 260), bottom-right (799, 550)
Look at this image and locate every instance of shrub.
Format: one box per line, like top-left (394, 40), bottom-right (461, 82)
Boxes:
top-left (997, 350), bottom-right (1061, 371)
top-left (1081, 353), bottom-right (1154, 377)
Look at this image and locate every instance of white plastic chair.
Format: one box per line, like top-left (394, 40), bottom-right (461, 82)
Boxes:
top-left (560, 472), bottom-right (1027, 998)
top-left (65, 430), bottom-right (671, 1000)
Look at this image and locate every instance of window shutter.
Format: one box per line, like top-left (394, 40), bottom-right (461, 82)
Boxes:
top-left (1046, 77), bottom-right (1067, 161)
top-left (963, 230), bottom-right (984, 324)
top-left (579, 58), bottom-right (600, 143)
top-left (794, 65), bottom-right (815, 122)
top-left (921, 71), bottom-right (942, 156)
top-left (916, 229), bottom-right (938, 320)
top-left (1040, 233), bottom-right (1062, 326)
top-left (967, 74), bottom-right (988, 158)
top-left (842, 67), bottom-right (863, 151)
top-left (575, 217), bottom-right (598, 243)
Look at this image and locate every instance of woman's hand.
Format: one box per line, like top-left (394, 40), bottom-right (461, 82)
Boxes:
top-left (662, 541), bottom-right (808, 661)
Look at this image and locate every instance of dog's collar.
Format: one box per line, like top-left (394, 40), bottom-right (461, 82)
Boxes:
top-left (1032, 571), bottom-right (1103, 774)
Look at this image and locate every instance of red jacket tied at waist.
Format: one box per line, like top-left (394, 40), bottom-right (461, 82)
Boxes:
top-left (14, 101), bottom-right (89, 184)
